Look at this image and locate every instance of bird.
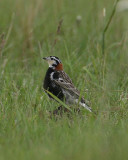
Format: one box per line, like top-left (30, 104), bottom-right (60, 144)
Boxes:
top-left (43, 56), bottom-right (92, 112)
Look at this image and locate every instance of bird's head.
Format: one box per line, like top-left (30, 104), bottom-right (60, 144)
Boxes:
top-left (43, 56), bottom-right (63, 71)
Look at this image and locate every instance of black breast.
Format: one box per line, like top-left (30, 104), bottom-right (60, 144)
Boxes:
top-left (43, 68), bottom-right (64, 101)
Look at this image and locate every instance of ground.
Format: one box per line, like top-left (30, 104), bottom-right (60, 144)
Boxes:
top-left (0, 0), bottom-right (128, 159)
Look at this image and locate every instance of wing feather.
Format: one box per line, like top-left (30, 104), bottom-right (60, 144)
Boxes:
top-left (53, 71), bottom-right (81, 98)
top-left (53, 70), bottom-right (92, 112)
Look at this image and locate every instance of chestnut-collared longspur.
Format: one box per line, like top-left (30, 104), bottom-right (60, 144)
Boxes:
top-left (43, 56), bottom-right (92, 112)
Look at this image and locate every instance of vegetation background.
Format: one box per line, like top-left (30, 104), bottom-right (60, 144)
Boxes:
top-left (0, 0), bottom-right (128, 159)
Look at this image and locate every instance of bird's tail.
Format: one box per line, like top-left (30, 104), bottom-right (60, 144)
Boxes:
top-left (79, 102), bottom-right (92, 112)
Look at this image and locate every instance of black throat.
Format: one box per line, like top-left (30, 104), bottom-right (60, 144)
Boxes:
top-left (43, 67), bottom-right (54, 89)
top-left (43, 67), bottom-right (64, 101)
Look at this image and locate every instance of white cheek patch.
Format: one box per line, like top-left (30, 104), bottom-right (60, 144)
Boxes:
top-left (48, 60), bottom-right (55, 67)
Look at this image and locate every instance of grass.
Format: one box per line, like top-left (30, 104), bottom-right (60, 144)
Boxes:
top-left (0, 0), bottom-right (128, 159)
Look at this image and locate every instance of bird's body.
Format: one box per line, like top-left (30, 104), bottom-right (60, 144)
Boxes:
top-left (43, 56), bottom-right (92, 112)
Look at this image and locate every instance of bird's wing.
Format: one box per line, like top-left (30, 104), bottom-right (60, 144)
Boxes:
top-left (53, 71), bottom-right (92, 112)
top-left (53, 71), bottom-right (81, 97)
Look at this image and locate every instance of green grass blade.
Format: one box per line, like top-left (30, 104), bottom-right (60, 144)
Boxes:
top-left (44, 89), bottom-right (73, 113)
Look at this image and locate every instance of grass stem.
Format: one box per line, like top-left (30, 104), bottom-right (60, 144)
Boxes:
top-left (102, 0), bottom-right (119, 55)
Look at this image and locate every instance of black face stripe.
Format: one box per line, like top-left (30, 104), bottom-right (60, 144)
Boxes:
top-left (52, 64), bottom-right (57, 67)
top-left (50, 56), bottom-right (61, 64)
top-left (50, 56), bottom-right (59, 59)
